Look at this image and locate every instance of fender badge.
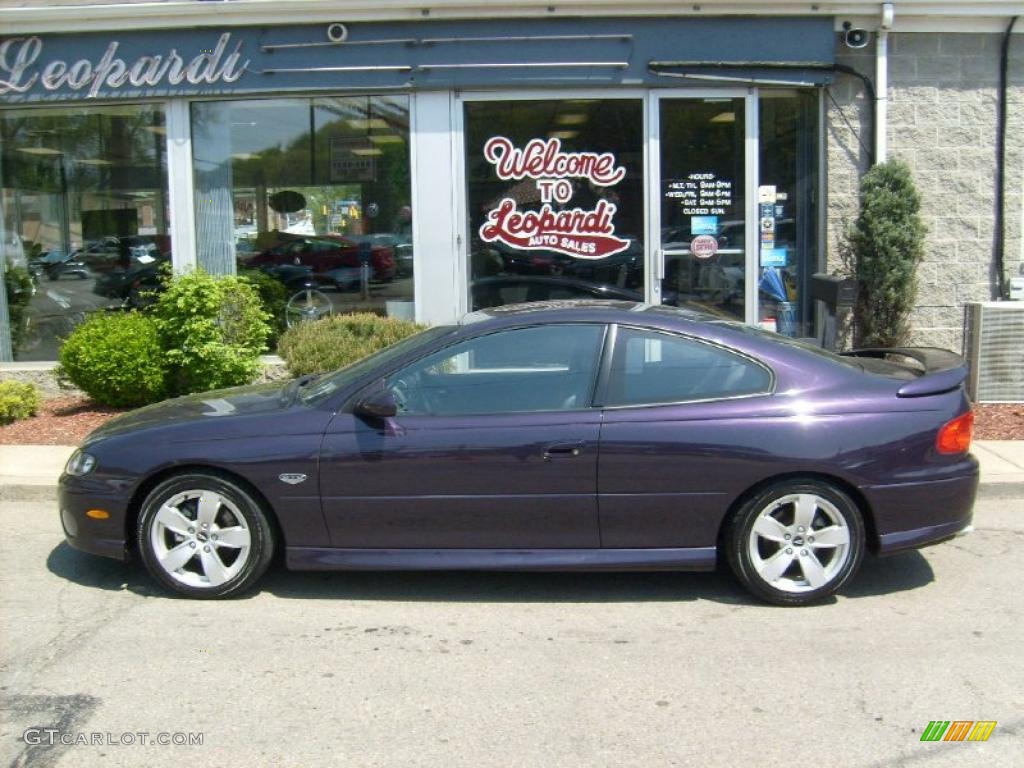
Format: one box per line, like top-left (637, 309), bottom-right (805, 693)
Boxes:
top-left (279, 473), bottom-right (307, 485)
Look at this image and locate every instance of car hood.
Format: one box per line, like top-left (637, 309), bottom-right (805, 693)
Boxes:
top-left (83, 381), bottom-right (291, 445)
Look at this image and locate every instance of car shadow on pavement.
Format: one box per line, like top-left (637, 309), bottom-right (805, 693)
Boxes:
top-left (261, 567), bottom-right (760, 604)
top-left (46, 542), bottom-right (161, 596)
top-left (47, 543), bottom-right (934, 605)
top-left (840, 550), bottom-right (935, 598)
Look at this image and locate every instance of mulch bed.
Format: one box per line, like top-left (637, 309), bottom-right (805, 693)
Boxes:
top-left (1, 396), bottom-right (1022, 446)
top-left (0, 396), bottom-right (126, 446)
top-left (972, 403), bottom-right (1024, 441)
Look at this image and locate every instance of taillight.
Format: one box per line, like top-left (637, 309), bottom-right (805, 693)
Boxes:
top-left (936, 411), bottom-right (974, 454)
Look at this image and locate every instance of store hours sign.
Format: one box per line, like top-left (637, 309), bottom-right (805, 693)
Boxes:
top-left (478, 137), bottom-right (631, 260)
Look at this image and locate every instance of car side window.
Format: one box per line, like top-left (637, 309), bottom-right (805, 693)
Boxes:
top-left (386, 324), bottom-right (605, 415)
top-left (605, 327), bottom-right (771, 406)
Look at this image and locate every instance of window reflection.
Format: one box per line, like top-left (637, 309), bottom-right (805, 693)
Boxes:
top-left (0, 104), bottom-right (169, 361)
top-left (191, 95), bottom-right (414, 328)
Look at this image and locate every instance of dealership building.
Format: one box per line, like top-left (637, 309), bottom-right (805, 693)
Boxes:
top-left (1, 1), bottom-right (1021, 369)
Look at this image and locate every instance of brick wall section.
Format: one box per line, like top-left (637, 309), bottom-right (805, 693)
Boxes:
top-left (826, 32), bottom-right (1024, 352)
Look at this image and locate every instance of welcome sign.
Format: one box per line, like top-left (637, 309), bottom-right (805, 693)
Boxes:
top-left (478, 136), bottom-right (632, 260)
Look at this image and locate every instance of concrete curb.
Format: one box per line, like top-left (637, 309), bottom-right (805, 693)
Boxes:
top-left (0, 485), bottom-right (60, 503)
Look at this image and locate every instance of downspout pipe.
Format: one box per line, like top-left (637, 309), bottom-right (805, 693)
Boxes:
top-left (876, 4), bottom-right (894, 164)
top-left (994, 16), bottom-right (1018, 300)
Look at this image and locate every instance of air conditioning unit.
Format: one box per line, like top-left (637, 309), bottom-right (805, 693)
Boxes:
top-left (964, 302), bottom-right (1024, 403)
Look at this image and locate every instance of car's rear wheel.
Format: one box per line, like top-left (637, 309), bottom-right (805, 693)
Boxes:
top-left (137, 473), bottom-right (274, 599)
top-left (725, 479), bottom-right (865, 606)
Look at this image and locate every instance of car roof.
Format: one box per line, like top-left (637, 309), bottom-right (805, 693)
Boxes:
top-left (461, 299), bottom-right (715, 326)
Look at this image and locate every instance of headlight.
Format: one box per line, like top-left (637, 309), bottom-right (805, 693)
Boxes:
top-left (65, 450), bottom-right (96, 476)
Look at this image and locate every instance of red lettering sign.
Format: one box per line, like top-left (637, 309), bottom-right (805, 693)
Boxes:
top-left (480, 199), bottom-right (630, 259)
top-left (479, 136), bottom-right (631, 259)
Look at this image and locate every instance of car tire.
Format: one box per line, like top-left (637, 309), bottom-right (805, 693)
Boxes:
top-left (725, 479), bottom-right (865, 606)
top-left (137, 472), bottom-right (275, 599)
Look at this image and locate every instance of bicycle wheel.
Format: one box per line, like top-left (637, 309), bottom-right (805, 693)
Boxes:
top-left (284, 287), bottom-right (333, 328)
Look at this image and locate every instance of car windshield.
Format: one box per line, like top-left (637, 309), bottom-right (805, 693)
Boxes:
top-left (298, 325), bottom-right (456, 404)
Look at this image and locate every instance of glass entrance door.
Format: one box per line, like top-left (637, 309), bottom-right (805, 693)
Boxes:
top-left (649, 94), bottom-right (750, 320)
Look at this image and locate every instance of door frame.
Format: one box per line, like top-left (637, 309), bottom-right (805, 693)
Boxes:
top-left (645, 88), bottom-right (759, 319)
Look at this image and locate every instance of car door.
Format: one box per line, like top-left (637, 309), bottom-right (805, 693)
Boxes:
top-left (319, 323), bottom-right (608, 549)
top-left (596, 325), bottom-right (775, 549)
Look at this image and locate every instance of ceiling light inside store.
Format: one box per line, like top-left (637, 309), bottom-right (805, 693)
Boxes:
top-left (556, 114), bottom-right (588, 125)
top-left (709, 112), bottom-right (736, 124)
top-left (231, 153), bottom-right (256, 160)
top-left (17, 147), bottom-right (62, 155)
top-left (548, 131), bottom-right (579, 140)
top-left (144, 126), bottom-right (166, 135)
top-left (350, 148), bottom-right (383, 156)
top-left (76, 158), bottom-right (113, 166)
top-left (368, 134), bottom-right (405, 144)
top-left (346, 118), bottom-right (389, 130)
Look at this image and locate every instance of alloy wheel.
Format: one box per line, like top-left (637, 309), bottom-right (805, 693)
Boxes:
top-left (746, 492), bottom-right (852, 594)
top-left (149, 489), bottom-right (253, 589)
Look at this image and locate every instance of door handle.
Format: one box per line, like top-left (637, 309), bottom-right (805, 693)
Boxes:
top-left (543, 442), bottom-right (584, 460)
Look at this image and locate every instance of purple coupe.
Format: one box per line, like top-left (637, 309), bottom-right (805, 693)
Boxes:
top-left (59, 301), bottom-right (978, 605)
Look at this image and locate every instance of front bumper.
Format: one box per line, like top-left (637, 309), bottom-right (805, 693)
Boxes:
top-left (58, 474), bottom-right (132, 561)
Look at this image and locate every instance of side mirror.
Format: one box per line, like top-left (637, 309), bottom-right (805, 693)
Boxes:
top-left (353, 390), bottom-right (398, 420)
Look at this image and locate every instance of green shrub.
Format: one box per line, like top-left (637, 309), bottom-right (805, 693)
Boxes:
top-left (238, 268), bottom-right (288, 346)
top-left (4, 262), bottom-right (34, 357)
top-left (151, 269), bottom-right (271, 396)
top-left (278, 313), bottom-right (423, 376)
top-left (57, 313), bottom-right (167, 407)
top-left (0, 380), bottom-right (41, 425)
top-left (845, 160), bottom-right (927, 348)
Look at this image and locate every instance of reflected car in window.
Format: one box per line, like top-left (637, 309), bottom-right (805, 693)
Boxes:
top-left (471, 275), bottom-right (642, 310)
top-left (59, 301), bottom-right (978, 606)
top-left (247, 235), bottom-right (396, 284)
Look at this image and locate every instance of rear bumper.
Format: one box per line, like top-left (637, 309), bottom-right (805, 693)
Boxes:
top-left (862, 459), bottom-right (979, 556)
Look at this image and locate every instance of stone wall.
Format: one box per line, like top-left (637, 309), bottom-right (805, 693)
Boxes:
top-left (826, 31), bottom-right (1024, 352)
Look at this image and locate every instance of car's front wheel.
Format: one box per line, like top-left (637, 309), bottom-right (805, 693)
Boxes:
top-left (137, 473), bottom-right (275, 599)
top-left (725, 479), bottom-right (865, 606)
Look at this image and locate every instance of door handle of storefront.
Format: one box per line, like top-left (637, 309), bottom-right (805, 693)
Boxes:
top-left (655, 248), bottom-right (666, 281)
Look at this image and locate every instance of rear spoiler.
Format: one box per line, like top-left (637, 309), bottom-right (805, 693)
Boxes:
top-left (841, 347), bottom-right (969, 398)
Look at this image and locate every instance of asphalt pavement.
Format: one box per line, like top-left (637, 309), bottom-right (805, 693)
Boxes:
top-left (0, 476), bottom-right (1021, 767)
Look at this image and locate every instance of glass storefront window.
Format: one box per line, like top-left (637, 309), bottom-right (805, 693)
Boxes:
top-left (757, 91), bottom-right (820, 338)
top-left (191, 95), bottom-right (413, 326)
top-left (658, 97), bottom-right (747, 320)
top-left (0, 104), bottom-right (168, 361)
top-left (464, 99), bottom-right (645, 311)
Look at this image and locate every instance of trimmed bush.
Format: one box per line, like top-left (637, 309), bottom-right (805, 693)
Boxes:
top-left (0, 380), bottom-right (41, 425)
top-left (278, 313), bottom-right (423, 376)
top-left (58, 313), bottom-right (168, 407)
top-left (150, 269), bottom-right (271, 396)
top-left (845, 160), bottom-right (927, 348)
top-left (238, 268), bottom-right (288, 346)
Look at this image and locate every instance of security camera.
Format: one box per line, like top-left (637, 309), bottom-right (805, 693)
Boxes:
top-left (842, 21), bottom-right (870, 49)
top-left (326, 23), bottom-right (348, 43)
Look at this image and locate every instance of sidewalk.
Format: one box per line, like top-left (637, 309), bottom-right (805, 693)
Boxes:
top-left (2, 441), bottom-right (1022, 501)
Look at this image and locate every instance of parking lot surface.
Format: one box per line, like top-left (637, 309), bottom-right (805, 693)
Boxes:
top-left (1, 494), bottom-right (1021, 767)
